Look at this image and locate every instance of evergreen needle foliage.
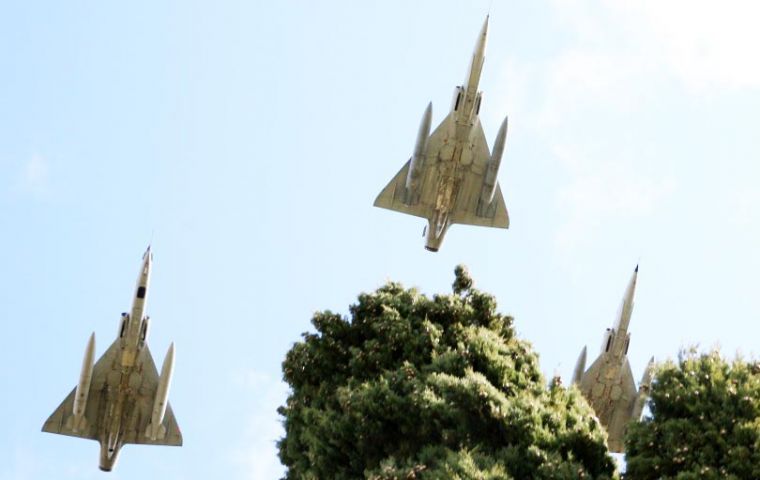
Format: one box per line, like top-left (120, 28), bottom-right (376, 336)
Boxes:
top-left (278, 266), bottom-right (616, 479)
top-left (624, 349), bottom-right (760, 480)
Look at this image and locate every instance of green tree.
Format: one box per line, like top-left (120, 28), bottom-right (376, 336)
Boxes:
top-left (278, 266), bottom-right (616, 479)
top-left (625, 349), bottom-right (760, 479)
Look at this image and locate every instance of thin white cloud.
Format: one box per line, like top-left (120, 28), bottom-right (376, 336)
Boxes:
top-left (0, 448), bottom-right (34, 480)
top-left (539, 1), bottom-right (760, 249)
top-left (14, 154), bottom-right (50, 197)
top-left (726, 188), bottom-right (760, 241)
top-left (497, 50), bottom-right (672, 251)
top-left (491, 1), bottom-right (760, 252)
top-left (553, 143), bottom-right (675, 250)
top-left (230, 370), bottom-right (288, 480)
top-left (614, 0), bottom-right (760, 91)
top-left (552, 0), bottom-right (760, 92)
top-left (536, 51), bottom-right (656, 130)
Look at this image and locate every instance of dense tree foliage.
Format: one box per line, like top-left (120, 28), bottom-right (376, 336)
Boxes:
top-left (278, 266), bottom-right (616, 479)
top-left (625, 349), bottom-right (760, 479)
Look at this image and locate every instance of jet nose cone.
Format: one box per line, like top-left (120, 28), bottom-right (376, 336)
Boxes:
top-left (481, 15), bottom-right (489, 37)
top-left (140, 245), bottom-right (153, 278)
top-left (473, 15), bottom-right (489, 59)
top-left (143, 247), bottom-right (153, 267)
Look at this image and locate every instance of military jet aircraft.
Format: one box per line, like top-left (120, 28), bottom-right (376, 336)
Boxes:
top-left (374, 16), bottom-right (509, 252)
top-left (571, 265), bottom-right (654, 453)
top-left (42, 247), bottom-right (181, 471)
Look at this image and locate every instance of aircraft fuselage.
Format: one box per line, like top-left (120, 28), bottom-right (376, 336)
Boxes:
top-left (99, 248), bottom-right (153, 471)
top-left (423, 18), bottom-right (488, 251)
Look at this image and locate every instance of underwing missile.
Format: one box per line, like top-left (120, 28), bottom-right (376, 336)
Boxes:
top-left (571, 345), bottom-right (587, 386)
top-left (66, 333), bottom-right (96, 433)
top-left (405, 102), bottom-right (433, 202)
top-left (146, 342), bottom-right (176, 441)
top-left (631, 356), bottom-right (655, 421)
top-left (479, 115), bottom-right (508, 211)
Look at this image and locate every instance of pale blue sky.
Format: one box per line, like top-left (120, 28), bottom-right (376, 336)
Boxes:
top-left (2, 1), bottom-right (760, 478)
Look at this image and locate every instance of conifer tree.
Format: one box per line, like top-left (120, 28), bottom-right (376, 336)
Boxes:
top-left (625, 349), bottom-right (760, 479)
top-left (278, 266), bottom-right (616, 479)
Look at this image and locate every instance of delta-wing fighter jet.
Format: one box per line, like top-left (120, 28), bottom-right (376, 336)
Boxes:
top-left (374, 16), bottom-right (509, 252)
top-left (572, 266), bottom-right (654, 453)
top-left (42, 247), bottom-right (181, 471)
